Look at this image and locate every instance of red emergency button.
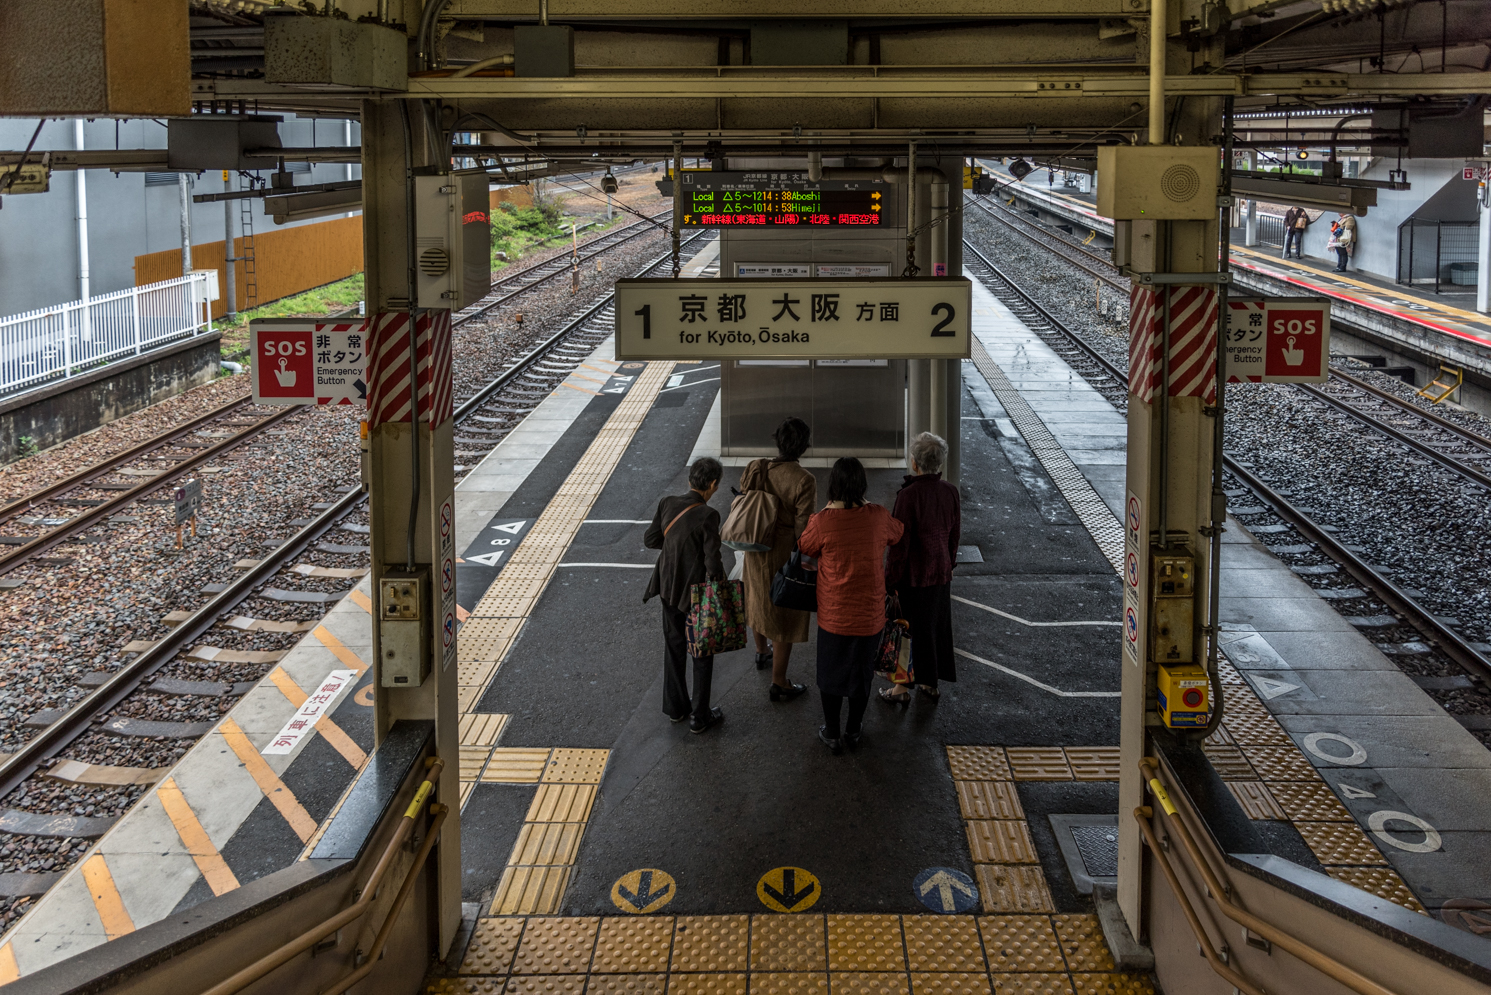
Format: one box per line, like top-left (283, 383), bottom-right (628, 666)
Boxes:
top-left (1182, 688), bottom-right (1205, 708)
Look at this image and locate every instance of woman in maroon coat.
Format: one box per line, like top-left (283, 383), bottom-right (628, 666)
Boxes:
top-left (881, 432), bottom-right (961, 703)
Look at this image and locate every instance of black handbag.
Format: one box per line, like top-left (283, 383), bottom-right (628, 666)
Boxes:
top-left (770, 549), bottom-right (817, 612)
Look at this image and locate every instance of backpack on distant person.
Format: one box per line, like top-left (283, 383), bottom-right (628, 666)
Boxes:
top-left (720, 459), bottom-right (780, 552)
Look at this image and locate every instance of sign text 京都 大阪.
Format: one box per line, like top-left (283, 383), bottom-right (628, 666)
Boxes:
top-left (678, 171), bottom-right (889, 228)
top-left (614, 278), bottom-right (972, 360)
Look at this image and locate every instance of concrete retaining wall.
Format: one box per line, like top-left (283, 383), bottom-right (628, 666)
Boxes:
top-left (0, 332), bottom-right (223, 466)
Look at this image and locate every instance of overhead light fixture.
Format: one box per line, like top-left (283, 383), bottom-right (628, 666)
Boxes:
top-left (1008, 158), bottom-right (1034, 180)
top-left (1295, 149), bottom-right (1311, 160)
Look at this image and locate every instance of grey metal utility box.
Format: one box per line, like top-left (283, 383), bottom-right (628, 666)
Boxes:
top-left (166, 117), bottom-right (282, 171)
top-left (264, 15), bottom-right (407, 91)
top-left (515, 25), bottom-right (575, 78)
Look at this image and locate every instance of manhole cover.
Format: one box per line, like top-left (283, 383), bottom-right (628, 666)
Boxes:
top-left (1072, 824), bottom-right (1120, 877)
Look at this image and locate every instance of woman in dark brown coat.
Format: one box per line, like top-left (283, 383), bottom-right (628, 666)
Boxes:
top-left (741, 417), bottom-right (816, 701)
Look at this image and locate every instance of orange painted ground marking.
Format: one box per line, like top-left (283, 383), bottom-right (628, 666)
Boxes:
top-left (219, 719), bottom-right (317, 843)
top-left (155, 778), bottom-right (240, 896)
top-left (80, 855), bottom-right (134, 940)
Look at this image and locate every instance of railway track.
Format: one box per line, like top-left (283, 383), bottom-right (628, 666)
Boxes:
top-left (969, 192), bottom-right (1491, 493)
top-left (0, 227), bottom-right (718, 914)
top-left (961, 236), bottom-right (1491, 687)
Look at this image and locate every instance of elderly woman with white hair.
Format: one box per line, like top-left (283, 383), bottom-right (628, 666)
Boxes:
top-left (880, 432), bottom-right (962, 703)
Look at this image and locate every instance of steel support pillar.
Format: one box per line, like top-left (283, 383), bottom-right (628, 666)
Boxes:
top-left (360, 97), bottom-right (462, 959)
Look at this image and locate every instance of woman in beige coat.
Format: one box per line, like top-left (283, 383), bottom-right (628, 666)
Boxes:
top-left (742, 417), bottom-right (816, 701)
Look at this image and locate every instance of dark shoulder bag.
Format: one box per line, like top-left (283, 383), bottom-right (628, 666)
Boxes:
top-left (770, 548), bottom-right (817, 612)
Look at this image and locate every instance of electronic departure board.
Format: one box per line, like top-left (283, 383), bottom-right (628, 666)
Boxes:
top-left (679, 171), bottom-right (890, 228)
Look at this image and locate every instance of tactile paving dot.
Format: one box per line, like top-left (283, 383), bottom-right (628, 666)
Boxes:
top-left (1068, 974), bottom-right (1157, 995)
top-left (902, 916), bottom-right (987, 973)
top-left (910, 973), bottom-right (992, 995)
top-left (672, 916), bottom-right (750, 971)
top-left (591, 916), bottom-right (674, 973)
top-left (1268, 781), bottom-right (1354, 822)
top-left (460, 918), bottom-right (524, 975)
top-left (978, 915), bottom-right (1065, 973)
top-left (992, 975), bottom-right (1076, 995)
top-left (510, 917), bottom-right (600, 974)
top-left (542, 748), bottom-right (610, 784)
top-left (500, 977), bottom-right (587, 995)
top-left (826, 914), bottom-right (907, 971)
top-left (1326, 867), bottom-right (1426, 913)
top-left (1051, 915), bottom-right (1115, 972)
top-left (957, 781), bottom-right (1025, 821)
top-left (1005, 748), bottom-right (1073, 781)
top-left (750, 915), bottom-right (828, 971)
top-left (830, 973), bottom-right (912, 995)
top-left (1222, 712), bottom-right (1292, 746)
top-left (748, 973), bottom-right (828, 993)
top-left (947, 746), bottom-right (1013, 780)
top-left (583, 975), bottom-right (667, 994)
top-left (665, 975), bottom-right (748, 995)
top-left (1242, 746), bottom-right (1321, 782)
top-left (976, 865), bottom-right (1055, 914)
top-left (1294, 822), bottom-right (1389, 866)
top-left (426, 979), bottom-right (504, 994)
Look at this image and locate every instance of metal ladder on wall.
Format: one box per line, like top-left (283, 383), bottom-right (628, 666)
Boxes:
top-left (238, 195), bottom-right (259, 309)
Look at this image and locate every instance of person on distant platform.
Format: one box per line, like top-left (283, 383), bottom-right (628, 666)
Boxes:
top-left (1282, 206), bottom-right (1310, 260)
top-left (1331, 213), bottom-right (1357, 272)
top-left (644, 457), bottom-right (726, 734)
top-left (881, 432), bottom-right (961, 704)
top-left (799, 457), bottom-right (903, 754)
top-left (741, 416), bottom-right (817, 703)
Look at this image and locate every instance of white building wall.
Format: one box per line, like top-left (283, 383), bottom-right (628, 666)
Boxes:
top-left (0, 116), bottom-right (361, 317)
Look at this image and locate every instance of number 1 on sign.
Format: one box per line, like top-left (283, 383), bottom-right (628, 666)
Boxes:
top-left (635, 304), bottom-right (651, 339)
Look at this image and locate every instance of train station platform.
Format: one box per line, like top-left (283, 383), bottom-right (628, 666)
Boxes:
top-left (982, 173), bottom-right (1491, 389)
top-left (7, 274), bottom-right (1491, 991)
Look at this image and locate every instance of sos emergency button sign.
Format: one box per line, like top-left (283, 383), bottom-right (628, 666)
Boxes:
top-left (1224, 297), bottom-right (1330, 383)
top-left (251, 320), bottom-right (369, 405)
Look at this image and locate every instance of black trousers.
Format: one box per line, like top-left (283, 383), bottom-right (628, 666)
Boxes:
top-left (821, 692), bottom-right (868, 738)
top-left (663, 603), bottom-right (714, 723)
top-left (1283, 230), bottom-right (1304, 258)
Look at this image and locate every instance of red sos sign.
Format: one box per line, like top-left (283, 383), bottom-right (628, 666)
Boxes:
top-left (252, 328), bottom-right (315, 403)
top-left (1264, 307), bottom-right (1326, 380)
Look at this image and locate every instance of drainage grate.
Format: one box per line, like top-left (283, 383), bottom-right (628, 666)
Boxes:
top-left (1072, 824), bottom-right (1120, 877)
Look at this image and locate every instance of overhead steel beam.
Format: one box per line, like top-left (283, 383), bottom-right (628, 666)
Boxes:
top-left (445, 0), bottom-right (1151, 17)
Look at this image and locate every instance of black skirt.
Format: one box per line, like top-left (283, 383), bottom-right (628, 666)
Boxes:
top-left (902, 583), bottom-right (956, 687)
top-left (815, 626), bottom-right (881, 698)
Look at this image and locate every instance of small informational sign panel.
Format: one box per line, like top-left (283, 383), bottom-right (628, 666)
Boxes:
top-left (1123, 489), bottom-right (1142, 666)
top-left (250, 320), bottom-right (370, 405)
top-left (173, 478), bottom-right (203, 526)
top-left (615, 278), bottom-right (972, 360)
top-left (1224, 298), bottom-right (1331, 383)
top-left (263, 669), bottom-right (358, 755)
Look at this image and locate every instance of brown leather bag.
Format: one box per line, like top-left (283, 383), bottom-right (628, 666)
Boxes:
top-left (720, 459), bottom-right (781, 552)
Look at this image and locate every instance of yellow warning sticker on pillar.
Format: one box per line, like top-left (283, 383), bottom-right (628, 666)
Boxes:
top-left (756, 867), bottom-right (820, 912)
top-left (611, 869), bottom-right (675, 914)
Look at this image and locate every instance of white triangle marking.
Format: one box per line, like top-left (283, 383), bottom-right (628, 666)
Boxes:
top-left (1251, 675), bottom-right (1301, 700)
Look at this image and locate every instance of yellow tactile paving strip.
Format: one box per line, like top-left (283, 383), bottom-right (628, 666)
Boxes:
top-left (488, 750), bottom-right (611, 916)
top-left (1201, 660), bottom-right (1425, 914)
top-left (430, 915), bottom-right (1155, 995)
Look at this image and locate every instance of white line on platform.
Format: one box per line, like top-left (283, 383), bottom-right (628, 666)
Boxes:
top-left (659, 376), bottom-right (720, 393)
top-left (558, 562), bottom-right (655, 568)
top-left (952, 594), bottom-right (1121, 628)
top-left (955, 648), bottom-right (1121, 698)
top-left (582, 520), bottom-right (652, 524)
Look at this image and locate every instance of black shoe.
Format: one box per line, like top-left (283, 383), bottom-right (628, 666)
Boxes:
top-left (818, 725), bottom-right (843, 755)
top-left (690, 706), bottom-right (723, 735)
top-left (754, 650), bottom-right (772, 670)
top-left (842, 730), bottom-right (862, 750)
top-left (668, 712), bottom-right (688, 723)
top-left (769, 681), bottom-right (807, 702)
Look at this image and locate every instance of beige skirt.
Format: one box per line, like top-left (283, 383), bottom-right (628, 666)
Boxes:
top-left (742, 527), bottom-right (810, 644)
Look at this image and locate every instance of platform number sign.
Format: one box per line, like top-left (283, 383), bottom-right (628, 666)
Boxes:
top-left (1224, 298), bottom-right (1330, 383)
top-left (614, 278), bottom-right (971, 360)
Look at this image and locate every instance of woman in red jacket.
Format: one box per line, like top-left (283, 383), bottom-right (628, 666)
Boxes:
top-left (798, 457), bottom-right (904, 754)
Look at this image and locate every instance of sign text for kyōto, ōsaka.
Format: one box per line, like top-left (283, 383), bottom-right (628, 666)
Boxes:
top-left (250, 320), bottom-right (370, 406)
top-left (614, 278), bottom-right (972, 360)
top-left (1224, 298), bottom-right (1331, 383)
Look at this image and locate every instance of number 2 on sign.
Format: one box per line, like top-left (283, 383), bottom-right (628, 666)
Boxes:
top-left (930, 302), bottom-right (956, 336)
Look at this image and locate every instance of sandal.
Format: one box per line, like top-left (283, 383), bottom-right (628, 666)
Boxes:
top-left (878, 687), bottom-right (910, 706)
top-left (916, 685), bottom-right (940, 698)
